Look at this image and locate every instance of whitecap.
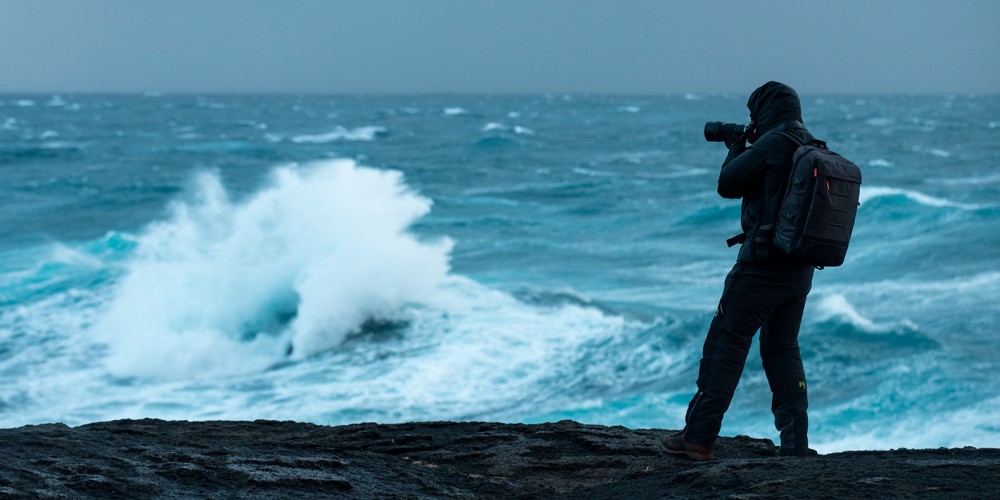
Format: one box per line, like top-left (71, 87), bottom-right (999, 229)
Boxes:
top-left (618, 106), bottom-right (641, 113)
top-left (443, 107), bottom-right (467, 115)
top-left (867, 159), bottom-right (893, 167)
top-left (40, 141), bottom-right (78, 150)
top-left (859, 186), bottom-right (979, 210)
top-left (865, 117), bottom-right (894, 127)
top-left (46, 95), bottom-right (67, 107)
top-left (481, 123), bottom-right (533, 135)
top-left (48, 243), bottom-right (105, 268)
top-left (841, 272), bottom-right (1000, 297)
top-left (15, 99), bottom-right (35, 107)
top-left (912, 145), bottom-right (952, 158)
top-left (573, 167), bottom-right (616, 177)
top-left (290, 126), bottom-right (386, 144)
top-left (635, 168), bottom-right (709, 179)
top-left (39, 130), bottom-right (59, 139)
top-left (931, 173), bottom-right (1000, 186)
top-left (813, 293), bottom-right (917, 333)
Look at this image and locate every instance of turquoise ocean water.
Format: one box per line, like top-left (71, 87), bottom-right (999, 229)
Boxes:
top-left (1, 93), bottom-right (998, 452)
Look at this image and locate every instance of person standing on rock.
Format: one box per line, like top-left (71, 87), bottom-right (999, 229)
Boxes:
top-left (662, 81), bottom-right (819, 460)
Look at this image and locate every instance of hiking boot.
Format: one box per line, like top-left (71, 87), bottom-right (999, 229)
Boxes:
top-left (777, 447), bottom-right (819, 457)
top-left (660, 434), bottom-right (715, 461)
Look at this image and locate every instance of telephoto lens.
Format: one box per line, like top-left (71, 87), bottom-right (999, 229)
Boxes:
top-left (704, 121), bottom-right (749, 142)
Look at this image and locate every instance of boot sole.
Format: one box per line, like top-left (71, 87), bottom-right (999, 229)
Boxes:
top-left (660, 440), bottom-right (715, 461)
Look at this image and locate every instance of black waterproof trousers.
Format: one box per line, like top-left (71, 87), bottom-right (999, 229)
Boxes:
top-left (682, 260), bottom-right (814, 451)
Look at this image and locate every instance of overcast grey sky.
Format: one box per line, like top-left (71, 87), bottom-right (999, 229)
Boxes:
top-left (1, 0), bottom-right (997, 94)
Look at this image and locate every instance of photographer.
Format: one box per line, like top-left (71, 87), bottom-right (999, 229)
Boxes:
top-left (662, 81), bottom-right (818, 460)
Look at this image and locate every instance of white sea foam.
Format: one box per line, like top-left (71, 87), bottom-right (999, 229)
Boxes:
top-left (573, 167), bottom-right (617, 178)
top-left (618, 106), bottom-right (641, 113)
top-left (40, 141), bottom-right (78, 150)
top-left (814, 393), bottom-right (1000, 452)
top-left (444, 107), bottom-right (467, 115)
top-left (94, 159), bottom-right (452, 379)
top-left (859, 186), bottom-right (979, 210)
top-left (1, 269), bottom-right (641, 427)
top-left (290, 126), bottom-right (386, 143)
top-left (635, 168), bottom-right (710, 179)
top-left (931, 173), bottom-right (1000, 186)
top-left (812, 293), bottom-right (917, 333)
top-left (46, 95), bottom-right (67, 107)
top-left (48, 243), bottom-right (105, 268)
top-left (833, 271), bottom-right (1000, 299)
top-left (867, 159), bottom-right (894, 167)
top-left (865, 117), bottom-right (894, 127)
top-left (482, 123), bottom-right (533, 135)
top-left (911, 145), bottom-right (952, 158)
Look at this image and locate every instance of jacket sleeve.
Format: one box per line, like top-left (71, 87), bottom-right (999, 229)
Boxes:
top-left (717, 142), bottom-right (769, 199)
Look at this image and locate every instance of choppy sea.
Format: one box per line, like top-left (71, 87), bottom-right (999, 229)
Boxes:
top-left (1, 93), bottom-right (997, 452)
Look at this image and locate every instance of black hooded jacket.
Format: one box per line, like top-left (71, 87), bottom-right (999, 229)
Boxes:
top-left (719, 81), bottom-right (815, 262)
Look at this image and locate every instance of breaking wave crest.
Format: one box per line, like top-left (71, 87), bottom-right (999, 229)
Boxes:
top-left (859, 186), bottom-right (981, 210)
top-left (94, 159), bottom-right (452, 379)
top-left (290, 126), bottom-right (387, 143)
top-left (813, 293), bottom-right (918, 333)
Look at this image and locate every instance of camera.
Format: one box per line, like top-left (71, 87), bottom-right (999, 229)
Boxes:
top-left (704, 121), bottom-right (754, 143)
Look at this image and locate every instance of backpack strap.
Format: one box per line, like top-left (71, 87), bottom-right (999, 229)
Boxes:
top-left (776, 130), bottom-right (826, 149)
top-left (726, 232), bottom-right (747, 247)
top-left (724, 126), bottom-right (822, 250)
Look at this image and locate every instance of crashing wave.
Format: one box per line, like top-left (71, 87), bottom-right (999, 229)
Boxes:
top-left (94, 159), bottom-right (452, 379)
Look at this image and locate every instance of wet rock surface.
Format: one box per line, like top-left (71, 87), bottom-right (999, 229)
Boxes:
top-left (1, 419), bottom-right (997, 498)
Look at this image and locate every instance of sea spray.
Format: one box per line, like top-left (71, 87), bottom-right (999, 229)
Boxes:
top-left (94, 159), bottom-right (452, 379)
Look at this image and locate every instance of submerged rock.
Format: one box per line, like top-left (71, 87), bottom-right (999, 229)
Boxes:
top-left (0, 419), bottom-right (997, 498)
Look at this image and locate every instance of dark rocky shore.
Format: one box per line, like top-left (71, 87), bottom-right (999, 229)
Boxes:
top-left (1, 419), bottom-right (997, 498)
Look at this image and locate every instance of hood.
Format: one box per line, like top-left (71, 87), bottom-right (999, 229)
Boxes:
top-left (747, 81), bottom-right (802, 133)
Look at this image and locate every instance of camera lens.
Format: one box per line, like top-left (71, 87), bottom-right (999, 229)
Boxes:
top-left (704, 122), bottom-right (724, 142)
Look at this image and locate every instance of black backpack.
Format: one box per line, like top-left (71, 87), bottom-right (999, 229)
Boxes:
top-left (771, 132), bottom-right (862, 268)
